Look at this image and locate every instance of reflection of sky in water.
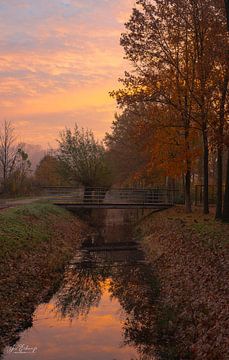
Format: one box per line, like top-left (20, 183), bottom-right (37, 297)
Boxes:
top-left (3, 282), bottom-right (138, 360)
top-left (3, 210), bottom-right (156, 360)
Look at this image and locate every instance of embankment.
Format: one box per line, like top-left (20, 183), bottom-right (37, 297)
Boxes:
top-left (138, 206), bottom-right (229, 360)
top-left (0, 203), bottom-right (91, 353)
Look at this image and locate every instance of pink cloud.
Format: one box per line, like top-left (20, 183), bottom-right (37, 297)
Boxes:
top-left (0, 0), bottom-right (135, 146)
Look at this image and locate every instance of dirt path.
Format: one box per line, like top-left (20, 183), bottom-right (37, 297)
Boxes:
top-left (0, 196), bottom-right (50, 210)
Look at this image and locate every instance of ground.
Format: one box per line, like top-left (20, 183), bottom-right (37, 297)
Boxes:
top-left (1, 203), bottom-right (228, 359)
top-left (139, 206), bottom-right (229, 360)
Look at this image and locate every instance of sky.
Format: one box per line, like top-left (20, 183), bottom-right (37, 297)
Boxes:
top-left (0, 0), bottom-right (135, 147)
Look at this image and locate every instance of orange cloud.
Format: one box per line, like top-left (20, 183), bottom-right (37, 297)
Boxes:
top-left (0, 0), bottom-right (135, 147)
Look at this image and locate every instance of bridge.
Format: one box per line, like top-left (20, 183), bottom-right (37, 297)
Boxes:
top-left (45, 187), bottom-right (175, 210)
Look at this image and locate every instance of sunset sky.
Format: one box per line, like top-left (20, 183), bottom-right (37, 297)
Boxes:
top-left (0, 0), bottom-right (135, 147)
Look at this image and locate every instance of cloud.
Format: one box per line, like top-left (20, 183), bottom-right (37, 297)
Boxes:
top-left (12, 103), bottom-right (116, 147)
top-left (0, 0), bottom-right (135, 145)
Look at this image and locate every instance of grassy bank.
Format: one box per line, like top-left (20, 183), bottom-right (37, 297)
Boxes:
top-left (138, 206), bottom-right (229, 360)
top-left (0, 203), bottom-right (91, 353)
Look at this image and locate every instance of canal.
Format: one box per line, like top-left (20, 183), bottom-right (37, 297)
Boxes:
top-left (3, 210), bottom-right (159, 360)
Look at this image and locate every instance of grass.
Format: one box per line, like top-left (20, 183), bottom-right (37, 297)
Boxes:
top-left (0, 202), bottom-right (71, 259)
top-left (0, 202), bottom-right (86, 353)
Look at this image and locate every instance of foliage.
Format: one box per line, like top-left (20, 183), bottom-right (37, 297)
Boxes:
top-left (105, 107), bottom-right (160, 185)
top-left (57, 124), bottom-right (112, 187)
top-left (6, 148), bottom-right (32, 195)
top-left (108, 0), bottom-right (228, 214)
top-left (35, 154), bottom-right (67, 186)
top-left (105, 105), bottom-right (201, 186)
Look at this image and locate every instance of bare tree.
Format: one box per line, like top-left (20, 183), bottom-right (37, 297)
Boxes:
top-left (0, 120), bottom-right (20, 192)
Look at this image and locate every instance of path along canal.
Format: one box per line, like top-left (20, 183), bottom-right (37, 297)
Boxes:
top-left (3, 209), bottom-right (159, 360)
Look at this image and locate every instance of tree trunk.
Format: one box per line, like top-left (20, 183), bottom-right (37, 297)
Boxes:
top-left (222, 148), bottom-right (229, 222)
top-left (215, 74), bottom-right (228, 219)
top-left (184, 112), bottom-right (192, 213)
top-left (221, 1), bottom-right (229, 221)
top-left (203, 128), bottom-right (209, 214)
top-left (215, 145), bottom-right (223, 219)
top-left (185, 168), bottom-right (192, 213)
top-left (224, 0), bottom-right (229, 30)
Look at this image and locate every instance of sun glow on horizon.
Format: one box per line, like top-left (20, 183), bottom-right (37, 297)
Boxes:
top-left (0, 0), bottom-right (135, 147)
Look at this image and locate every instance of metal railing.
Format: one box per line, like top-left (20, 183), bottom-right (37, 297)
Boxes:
top-left (45, 187), bottom-right (175, 206)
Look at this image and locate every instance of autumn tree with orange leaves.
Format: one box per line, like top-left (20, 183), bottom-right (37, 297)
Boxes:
top-left (109, 0), bottom-right (228, 214)
top-left (106, 103), bottom-right (201, 193)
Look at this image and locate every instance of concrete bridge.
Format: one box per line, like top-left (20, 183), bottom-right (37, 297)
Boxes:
top-left (44, 187), bottom-right (175, 210)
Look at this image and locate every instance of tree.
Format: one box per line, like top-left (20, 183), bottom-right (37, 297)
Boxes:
top-left (105, 106), bottom-right (159, 186)
top-left (7, 148), bottom-right (32, 195)
top-left (214, 70), bottom-right (229, 219)
top-left (35, 155), bottom-right (66, 187)
top-left (111, 0), bottom-right (200, 212)
top-left (225, 0), bottom-right (229, 29)
top-left (190, 0), bottom-right (228, 215)
top-left (0, 120), bottom-right (32, 194)
top-left (57, 125), bottom-right (112, 188)
top-left (106, 104), bottom-right (200, 195)
top-left (222, 0), bottom-right (229, 222)
top-left (0, 120), bottom-right (18, 191)
top-left (111, 0), bottom-right (227, 213)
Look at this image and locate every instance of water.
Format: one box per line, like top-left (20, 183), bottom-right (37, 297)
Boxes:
top-left (3, 210), bottom-right (158, 360)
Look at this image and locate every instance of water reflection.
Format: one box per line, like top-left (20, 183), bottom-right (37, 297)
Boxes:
top-left (54, 265), bottom-right (105, 320)
top-left (52, 254), bottom-right (158, 359)
top-left (3, 210), bottom-right (158, 360)
top-left (110, 265), bottom-right (159, 358)
top-left (89, 209), bottom-right (138, 245)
